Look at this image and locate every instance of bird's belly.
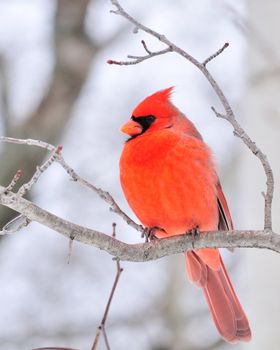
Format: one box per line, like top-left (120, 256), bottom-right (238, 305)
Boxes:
top-left (120, 144), bottom-right (218, 236)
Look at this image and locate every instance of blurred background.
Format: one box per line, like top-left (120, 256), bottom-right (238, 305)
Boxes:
top-left (0, 0), bottom-right (279, 349)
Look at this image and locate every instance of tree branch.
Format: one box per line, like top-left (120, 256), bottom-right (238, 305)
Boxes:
top-left (0, 186), bottom-right (279, 261)
top-left (202, 42), bottom-right (229, 66)
top-left (17, 145), bottom-right (62, 197)
top-left (107, 43), bottom-right (173, 65)
top-left (109, 0), bottom-right (274, 231)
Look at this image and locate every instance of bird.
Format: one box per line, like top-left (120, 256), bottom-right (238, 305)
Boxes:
top-left (119, 87), bottom-right (251, 343)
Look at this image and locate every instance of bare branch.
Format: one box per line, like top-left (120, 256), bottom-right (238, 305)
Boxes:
top-left (5, 169), bottom-right (23, 192)
top-left (202, 42), bottom-right (229, 66)
top-left (109, 0), bottom-right (274, 231)
top-left (107, 46), bottom-right (173, 66)
top-left (17, 145), bottom-right (62, 197)
top-left (0, 187), bottom-right (279, 261)
top-left (110, 0), bottom-right (200, 66)
top-left (0, 136), bottom-right (55, 152)
top-left (141, 40), bottom-right (152, 54)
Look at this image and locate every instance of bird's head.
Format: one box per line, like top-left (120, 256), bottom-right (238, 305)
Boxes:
top-left (121, 87), bottom-right (178, 139)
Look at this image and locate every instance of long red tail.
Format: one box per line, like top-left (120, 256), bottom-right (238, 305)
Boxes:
top-left (185, 251), bottom-right (251, 343)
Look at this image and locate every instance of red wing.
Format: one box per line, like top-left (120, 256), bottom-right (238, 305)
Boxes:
top-left (217, 180), bottom-right (233, 231)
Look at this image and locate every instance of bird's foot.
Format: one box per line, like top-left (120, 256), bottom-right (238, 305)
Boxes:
top-left (142, 226), bottom-right (161, 242)
top-left (186, 225), bottom-right (200, 249)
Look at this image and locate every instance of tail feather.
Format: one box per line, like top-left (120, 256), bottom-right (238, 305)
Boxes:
top-left (217, 259), bottom-right (251, 339)
top-left (185, 251), bottom-right (207, 287)
top-left (185, 251), bottom-right (251, 343)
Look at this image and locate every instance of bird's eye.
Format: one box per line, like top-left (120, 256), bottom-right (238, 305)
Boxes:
top-left (145, 115), bottom-right (156, 122)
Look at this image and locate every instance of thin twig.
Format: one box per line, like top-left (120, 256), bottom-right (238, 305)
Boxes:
top-left (92, 223), bottom-right (123, 350)
top-left (17, 145), bottom-right (62, 197)
top-left (107, 46), bottom-right (172, 65)
top-left (5, 169), bottom-right (23, 192)
top-left (109, 0), bottom-right (274, 231)
top-left (141, 40), bottom-right (152, 54)
top-left (202, 42), bottom-right (229, 66)
top-left (102, 327), bottom-right (110, 350)
top-left (110, 0), bottom-right (200, 66)
top-left (0, 136), bottom-right (55, 152)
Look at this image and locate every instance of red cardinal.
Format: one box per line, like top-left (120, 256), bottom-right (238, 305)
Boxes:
top-left (119, 87), bottom-right (251, 343)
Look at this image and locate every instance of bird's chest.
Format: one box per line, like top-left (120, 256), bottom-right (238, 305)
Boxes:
top-left (120, 133), bottom-right (177, 192)
top-left (119, 132), bottom-right (218, 234)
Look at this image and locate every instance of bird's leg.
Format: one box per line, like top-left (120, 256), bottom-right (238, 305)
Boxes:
top-left (186, 225), bottom-right (200, 249)
top-left (142, 226), bottom-right (161, 242)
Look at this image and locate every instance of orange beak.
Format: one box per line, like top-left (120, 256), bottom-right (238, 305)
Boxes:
top-left (120, 119), bottom-right (143, 136)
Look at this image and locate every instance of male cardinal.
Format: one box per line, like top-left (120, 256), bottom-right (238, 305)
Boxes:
top-left (119, 87), bottom-right (251, 343)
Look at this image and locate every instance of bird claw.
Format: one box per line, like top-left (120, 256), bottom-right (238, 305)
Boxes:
top-left (142, 226), bottom-right (160, 242)
top-left (186, 225), bottom-right (200, 249)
